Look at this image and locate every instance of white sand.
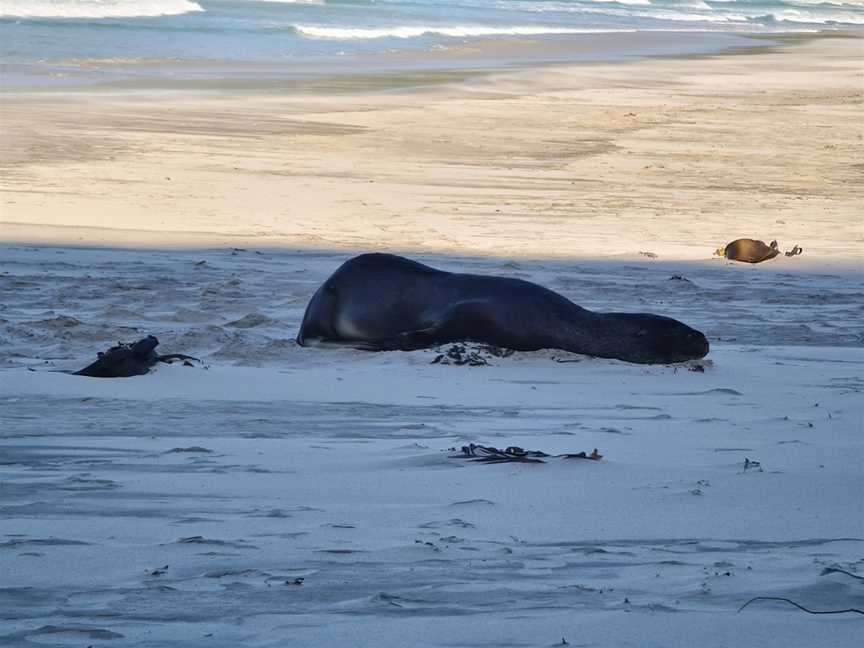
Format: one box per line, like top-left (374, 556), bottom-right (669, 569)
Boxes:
top-left (1, 34), bottom-right (863, 647)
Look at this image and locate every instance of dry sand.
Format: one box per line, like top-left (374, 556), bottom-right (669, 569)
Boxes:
top-left (1, 34), bottom-right (862, 261)
top-left (1, 34), bottom-right (863, 648)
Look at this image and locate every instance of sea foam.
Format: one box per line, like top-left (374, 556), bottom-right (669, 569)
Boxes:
top-left (293, 24), bottom-right (640, 40)
top-left (507, 0), bottom-right (863, 26)
top-left (0, 0), bottom-right (204, 19)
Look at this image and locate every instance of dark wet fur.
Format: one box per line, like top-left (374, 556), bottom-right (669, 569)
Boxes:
top-left (297, 253), bottom-right (709, 364)
top-left (75, 336), bottom-right (199, 378)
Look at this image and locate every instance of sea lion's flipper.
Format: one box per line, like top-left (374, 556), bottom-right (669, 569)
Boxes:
top-left (359, 301), bottom-right (494, 351)
top-left (415, 300), bottom-right (504, 350)
top-left (785, 245), bottom-right (803, 257)
top-left (770, 240), bottom-right (779, 250)
top-left (360, 326), bottom-right (444, 352)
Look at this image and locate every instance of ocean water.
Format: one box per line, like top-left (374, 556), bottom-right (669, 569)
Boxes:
top-left (1, 1), bottom-right (862, 86)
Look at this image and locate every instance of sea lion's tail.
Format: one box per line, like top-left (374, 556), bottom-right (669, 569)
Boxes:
top-left (714, 246), bottom-right (727, 257)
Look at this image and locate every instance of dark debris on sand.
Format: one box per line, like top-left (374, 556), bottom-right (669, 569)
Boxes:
top-left (431, 344), bottom-right (515, 366)
top-left (450, 443), bottom-right (602, 464)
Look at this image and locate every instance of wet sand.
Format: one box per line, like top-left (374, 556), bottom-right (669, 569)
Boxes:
top-left (1, 244), bottom-right (863, 647)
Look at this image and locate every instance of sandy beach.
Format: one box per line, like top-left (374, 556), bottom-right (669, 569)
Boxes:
top-left (2, 35), bottom-right (862, 260)
top-left (2, 33), bottom-right (863, 647)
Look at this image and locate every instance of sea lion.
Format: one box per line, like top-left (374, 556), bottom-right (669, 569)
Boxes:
top-left (716, 239), bottom-right (780, 263)
top-left (75, 336), bottom-right (198, 378)
top-left (297, 254), bottom-right (709, 364)
top-left (715, 238), bottom-right (803, 263)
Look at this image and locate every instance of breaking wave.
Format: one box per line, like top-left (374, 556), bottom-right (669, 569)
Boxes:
top-left (509, 0), bottom-right (864, 26)
top-left (293, 24), bottom-right (640, 39)
top-left (0, 0), bottom-right (204, 19)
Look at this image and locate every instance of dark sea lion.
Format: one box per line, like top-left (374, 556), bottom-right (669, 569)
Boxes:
top-left (297, 254), bottom-right (709, 364)
top-left (76, 336), bottom-right (198, 378)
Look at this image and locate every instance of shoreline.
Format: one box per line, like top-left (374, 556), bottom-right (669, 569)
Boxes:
top-left (1, 224), bottom-right (861, 277)
top-left (2, 30), bottom-right (856, 95)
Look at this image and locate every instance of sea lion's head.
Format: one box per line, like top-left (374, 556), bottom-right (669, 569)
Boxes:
top-left (617, 313), bottom-right (710, 364)
top-left (296, 281), bottom-right (339, 347)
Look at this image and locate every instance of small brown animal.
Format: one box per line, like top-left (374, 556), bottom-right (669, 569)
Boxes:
top-left (715, 239), bottom-right (802, 264)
